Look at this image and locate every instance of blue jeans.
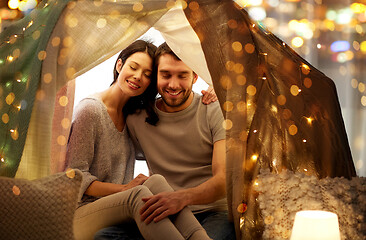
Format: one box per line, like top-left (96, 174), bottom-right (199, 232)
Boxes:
top-left (94, 211), bottom-right (236, 240)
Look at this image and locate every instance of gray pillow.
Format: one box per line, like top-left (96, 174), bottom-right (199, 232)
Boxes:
top-left (0, 169), bottom-right (82, 240)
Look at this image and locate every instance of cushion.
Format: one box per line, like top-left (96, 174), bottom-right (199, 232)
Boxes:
top-left (0, 169), bottom-right (82, 240)
top-left (256, 169), bottom-right (366, 240)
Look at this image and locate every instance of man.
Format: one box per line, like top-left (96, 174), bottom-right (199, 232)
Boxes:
top-left (95, 42), bottom-right (235, 239)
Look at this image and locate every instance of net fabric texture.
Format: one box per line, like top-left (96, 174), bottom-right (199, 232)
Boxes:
top-left (183, 1), bottom-right (356, 238)
top-left (0, 0), bottom-right (170, 178)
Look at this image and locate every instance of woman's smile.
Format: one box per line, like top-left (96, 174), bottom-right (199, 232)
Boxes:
top-left (127, 80), bottom-right (141, 90)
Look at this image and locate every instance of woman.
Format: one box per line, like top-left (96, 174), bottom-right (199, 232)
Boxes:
top-left (66, 40), bottom-right (212, 240)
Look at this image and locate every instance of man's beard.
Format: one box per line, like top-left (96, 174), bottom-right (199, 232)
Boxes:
top-left (160, 89), bottom-right (192, 108)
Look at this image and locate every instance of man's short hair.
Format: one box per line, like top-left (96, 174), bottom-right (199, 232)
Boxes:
top-left (154, 42), bottom-right (181, 68)
top-left (154, 42), bottom-right (197, 77)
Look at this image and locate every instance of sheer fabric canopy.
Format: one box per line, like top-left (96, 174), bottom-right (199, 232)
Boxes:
top-left (0, 0), bottom-right (356, 239)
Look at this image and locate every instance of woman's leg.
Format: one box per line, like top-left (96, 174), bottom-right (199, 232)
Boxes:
top-left (143, 174), bottom-right (211, 240)
top-left (73, 185), bottom-right (185, 240)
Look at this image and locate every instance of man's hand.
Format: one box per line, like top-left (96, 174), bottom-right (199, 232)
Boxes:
top-left (139, 191), bottom-right (187, 224)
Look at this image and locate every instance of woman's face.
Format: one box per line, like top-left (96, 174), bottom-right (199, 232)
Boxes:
top-left (116, 52), bottom-right (153, 97)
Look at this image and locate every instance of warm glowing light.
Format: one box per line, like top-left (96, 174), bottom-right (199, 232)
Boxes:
top-left (133, 2), bottom-right (143, 12)
top-left (18, 0), bottom-right (38, 12)
top-left (222, 119), bottom-right (233, 130)
top-left (26, 20), bottom-right (33, 28)
top-left (59, 96), bottom-right (69, 107)
top-left (2, 114), bottom-right (9, 124)
top-left (292, 37), bottom-right (304, 48)
top-left (240, 217), bottom-right (245, 229)
top-left (12, 185), bottom-right (20, 195)
top-left (11, 129), bottom-right (19, 140)
top-left (303, 139), bottom-right (307, 143)
top-left (351, 3), bottom-right (366, 14)
top-left (306, 117), bottom-right (313, 124)
top-left (355, 25), bottom-right (363, 34)
top-left (351, 79), bottom-right (358, 88)
top-left (360, 41), bottom-right (366, 53)
top-left (336, 8), bottom-right (353, 24)
top-left (57, 135), bottom-right (67, 146)
top-left (301, 64), bottom-right (311, 74)
top-left (358, 83), bottom-right (365, 93)
top-left (247, 85), bottom-right (257, 95)
top-left (1, 157), bottom-right (4, 162)
top-left (291, 210), bottom-right (340, 240)
top-left (290, 85), bottom-right (300, 96)
top-left (326, 10), bottom-right (337, 20)
top-left (361, 96), bottom-right (366, 106)
top-left (8, 0), bottom-right (20, 10)
top-left (324, 20), bottom-right (335, 31)
top-left (232, 41), bottom-right (243, 52)
top-left (66, 168), bottom-right (76, 178)
top-left (223, 101), bottom-right (234, 112)
top-left (234, 0), bottom-right (251, 8)
top-left (267, 0), bottom-right (279, 7)
top-left (7, 56), bottom-right (14, 62)
top-left (220, 75), bottom-right (233, 90)
top-left (251, 154), bottom-right (258, 161)
top-left (288, 20), bottom-right (298, 31)
top-left (237, 202), bottom-right (247, 213)
top-left (6, 93), bottom-right (15, 105)
top-left (277, 95), bottom-right (286, 105)
top-left (97, 18), bottom-right (107, 28)
top-left (289, 124), bottom-right (298, 135)
top-left (248, 7), bottom-right (266, 21)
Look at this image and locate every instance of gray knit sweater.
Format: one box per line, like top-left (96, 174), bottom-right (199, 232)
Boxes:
top-left (66, 97), bottom-right (135, 206)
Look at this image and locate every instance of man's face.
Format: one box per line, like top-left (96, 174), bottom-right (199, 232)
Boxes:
top-left (157, 54), bottom-right (197, 112)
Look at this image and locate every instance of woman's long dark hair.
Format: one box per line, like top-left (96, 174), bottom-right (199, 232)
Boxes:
top-left (112, 40), bottom-right (159, 125)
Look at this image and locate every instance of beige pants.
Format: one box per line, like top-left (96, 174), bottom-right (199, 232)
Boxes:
top-left (73, 174), bottom-right (209, 240)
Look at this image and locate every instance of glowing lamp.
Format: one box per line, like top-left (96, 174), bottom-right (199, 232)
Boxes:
top-left (290, 210), bottom-right (340, 240)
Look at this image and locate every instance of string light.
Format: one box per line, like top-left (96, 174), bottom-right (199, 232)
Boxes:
top-left (251, 154), bottom-right (258, 161)
top-left (306, 117), bottom-right (313, 124)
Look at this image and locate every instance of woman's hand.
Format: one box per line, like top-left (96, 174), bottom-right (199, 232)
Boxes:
top-left (85, 174), bottom-right (149, 197)
top-left (123, 173), bottom-right (149, 190)
top-left (201, 86), bottom-right (218, 105)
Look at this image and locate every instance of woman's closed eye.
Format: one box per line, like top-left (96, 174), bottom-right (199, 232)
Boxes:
top-left (144, 72), bottom-right (152, 78)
